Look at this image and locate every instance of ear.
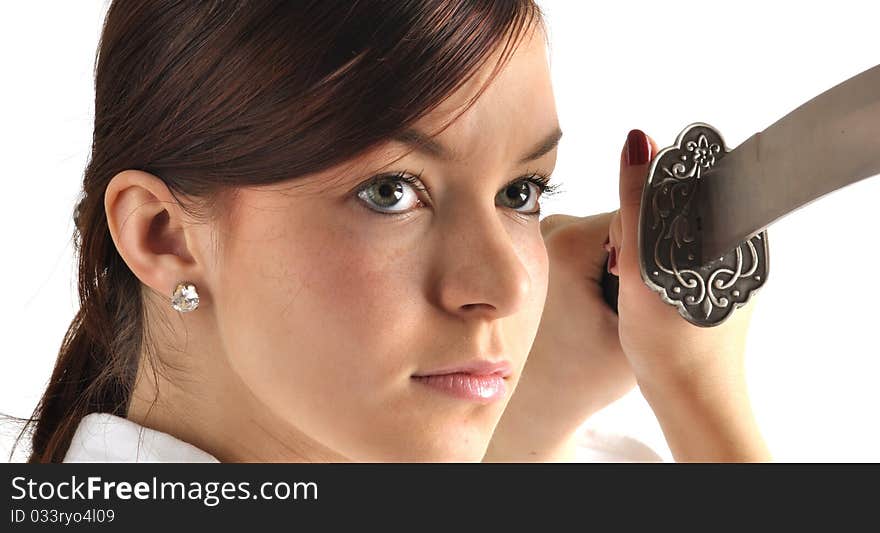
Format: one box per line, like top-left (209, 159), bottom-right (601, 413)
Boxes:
top-left (104, 169), bottom-right (205, 302)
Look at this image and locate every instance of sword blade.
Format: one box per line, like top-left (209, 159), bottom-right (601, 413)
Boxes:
top-left (698, 63), bottom-right (880, 261)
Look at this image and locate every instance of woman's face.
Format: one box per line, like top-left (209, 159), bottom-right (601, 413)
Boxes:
top-left (207, 29), bottom-right (558, 461)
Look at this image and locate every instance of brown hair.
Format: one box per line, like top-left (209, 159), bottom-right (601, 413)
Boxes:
top-left (6, 0), bottom-right (545, 462)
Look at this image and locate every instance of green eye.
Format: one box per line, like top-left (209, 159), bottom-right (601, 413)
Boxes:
top-left (497, 180), bottom-right (539, 212)
top-left (496, 174), bottom-right (561, 216)
top-left (356, 172), bottom-right (426, 214)
top-left (355, 171), bottom-right (560, 217)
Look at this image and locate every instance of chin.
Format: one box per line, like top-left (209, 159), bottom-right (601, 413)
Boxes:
top-left (345, 421), bottom-right (494, 462)
top-left (393, 426), bottom-right (496, 463)
top-left (387, 445), bottom-right (490, 463)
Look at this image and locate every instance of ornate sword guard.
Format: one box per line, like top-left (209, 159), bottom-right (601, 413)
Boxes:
top-left (638, 122), bottom-right (769, 327)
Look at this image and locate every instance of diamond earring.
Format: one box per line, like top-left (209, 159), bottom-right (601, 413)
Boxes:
top-left (171, 282), bottom-right (200, 313)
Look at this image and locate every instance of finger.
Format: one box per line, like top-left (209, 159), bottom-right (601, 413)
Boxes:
top-left (617, 129), bottom-right (659, 280)
top-left (608, 210), bottom-right (622, 251)
top-left (541, 211), bottom-right (613, 251)
top-left (587, 209), bottom-right (615, 254)
top-left (585, 211), bottom-right (617, 281)
top-left (539, 213), bottom-right (580, 239)
top-left (587, 210), bottom-right (616, 241)
top-left (542, 211), bottom-right (615, 281)
top-left (569, 211), bottom-right (617, 285)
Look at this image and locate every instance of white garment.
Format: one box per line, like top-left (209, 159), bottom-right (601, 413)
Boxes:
top-left (63, 412), bottom-right (663, 462)
top-left (573, 428), bottom-right (664, 462)
top-left (63, 413), bottom-right (219, 463)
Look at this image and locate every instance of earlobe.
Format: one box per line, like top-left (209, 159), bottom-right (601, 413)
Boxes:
top-left (104, 169), bottom-right (201, 298)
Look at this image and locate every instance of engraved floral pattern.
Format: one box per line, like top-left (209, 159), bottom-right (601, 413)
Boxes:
top-left (639, 124), bottom-right (769, 327)
top-left (687, 133), bottom-right (721, 169)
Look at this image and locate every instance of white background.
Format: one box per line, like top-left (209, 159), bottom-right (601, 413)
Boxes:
top-left (1, 1), bottom-right (878, 462)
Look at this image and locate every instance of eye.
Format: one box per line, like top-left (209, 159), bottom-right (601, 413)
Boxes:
top-left (496, 173), bottom-right (562, 216)
top-left (354, 171), bottom-right (561, 217)
top-left (355, 171), bottom-right (427, 215)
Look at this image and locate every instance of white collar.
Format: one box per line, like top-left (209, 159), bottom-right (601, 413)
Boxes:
top-left (63, 412), bottom-right (219, 463)
top-left (61, 413), bottom-right (662, 463)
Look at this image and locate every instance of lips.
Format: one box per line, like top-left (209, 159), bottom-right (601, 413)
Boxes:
top-left (411, 359), bottom-right (512, 404)
top-left (412, 373), bottom-right (507, 403)
top-left (412, 359), bottom-right (513, 379)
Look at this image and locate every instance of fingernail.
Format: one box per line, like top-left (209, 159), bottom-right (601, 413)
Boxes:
top-left (625, 129), bottom-right (650, 166)
top-left (606, 246), bottom-right (617, 274)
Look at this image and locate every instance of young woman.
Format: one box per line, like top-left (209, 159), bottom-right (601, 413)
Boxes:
top-left (16, 0), bottom-right (769, 462)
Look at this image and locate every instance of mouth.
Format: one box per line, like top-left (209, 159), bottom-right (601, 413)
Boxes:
top-left (411, 359), bottom-right (512, 404)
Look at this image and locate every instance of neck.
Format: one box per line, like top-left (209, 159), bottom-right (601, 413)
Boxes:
top-left (127, 305), bottom-right (349, 463)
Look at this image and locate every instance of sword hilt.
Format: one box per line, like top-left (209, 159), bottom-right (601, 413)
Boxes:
top-left (597, 123), bottom-right (770, 327)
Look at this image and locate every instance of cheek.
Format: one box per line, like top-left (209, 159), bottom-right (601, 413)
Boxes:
top-left (214, 215), bottom-right (421, 417)
top-left (298, 225), bottom-right (423, 382)
top-left (212, 201), bottom-right (550, 451)
top-left (528, 236), bottom-right (550, 310)
top-left (515, 233), bottom-right (551, 359)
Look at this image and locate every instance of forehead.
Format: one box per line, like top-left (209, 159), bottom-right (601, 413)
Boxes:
top-left (265, 22), bottom-right (556, 197)
top-left (411, 23), bottom-right (556, 164)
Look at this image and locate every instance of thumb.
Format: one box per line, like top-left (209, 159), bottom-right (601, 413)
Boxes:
top-left (615, 129), bottom-right (659, 281)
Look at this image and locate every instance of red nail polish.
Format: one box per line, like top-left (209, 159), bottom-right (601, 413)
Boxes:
top-left (607, 246), bottom-right (617, 274)
top-left (625, 129), bottom-right (650, 166)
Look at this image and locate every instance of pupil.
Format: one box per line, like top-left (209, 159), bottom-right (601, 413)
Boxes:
top-left (507, 184), bottom-right (527, 205)
top-left (374, 180), bottom-right (403, 206)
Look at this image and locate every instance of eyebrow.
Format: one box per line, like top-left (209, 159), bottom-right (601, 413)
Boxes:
top-left (391, 126), bottom-right (563, 164)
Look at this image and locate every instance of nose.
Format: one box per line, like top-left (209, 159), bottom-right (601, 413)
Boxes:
top-left (434, 206), bottom-right (533, 319)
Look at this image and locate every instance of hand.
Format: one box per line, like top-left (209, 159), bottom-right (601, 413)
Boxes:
top-left (608, 129), bottom-right (769, 461)
top-left (485, 211), bottom-right (636, 461)
top-left (529, 211), bottom-right (636, 410)
top-left (608, 129), bottom-right (757, 382)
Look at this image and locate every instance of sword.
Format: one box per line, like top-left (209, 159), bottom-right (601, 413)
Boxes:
top-left (601, 63), bottom-right (880, 327)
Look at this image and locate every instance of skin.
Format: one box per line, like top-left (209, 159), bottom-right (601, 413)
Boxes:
top-left (106, 24), bottom-right (559, 462)
top-left (484, 209), bottom-right (635, 461)
top-left (486, 138), bottom-right (771, 462)
top-left (607, 137), bottom-right (770, 461)
top-left (106, 20), bottom-right (769, 462)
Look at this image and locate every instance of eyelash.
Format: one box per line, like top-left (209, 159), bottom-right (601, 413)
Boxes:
top-left (355, 170), bottom-right (562, 218)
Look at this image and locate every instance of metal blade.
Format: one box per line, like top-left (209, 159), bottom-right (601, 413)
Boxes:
top-left (697, 63), bottom-right (880, 261)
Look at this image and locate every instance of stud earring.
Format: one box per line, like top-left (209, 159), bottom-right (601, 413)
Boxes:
top-left (171, 282), bottom-right (200, 313)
